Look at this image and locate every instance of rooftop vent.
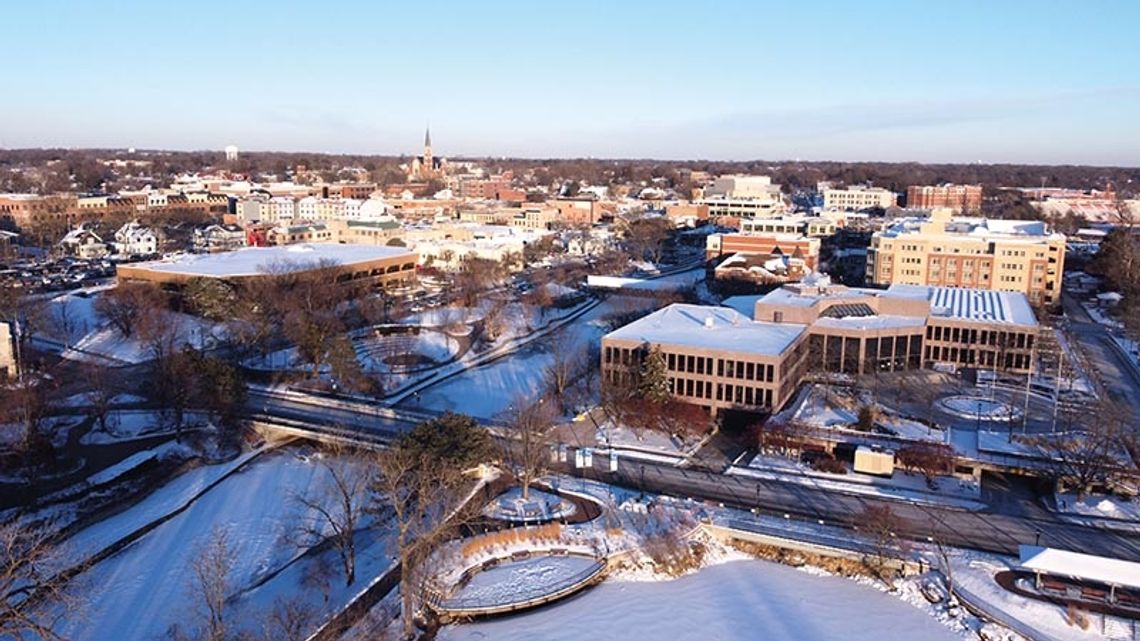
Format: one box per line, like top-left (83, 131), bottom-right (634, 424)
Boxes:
top-left (704, 315), bottom-right (715, 329)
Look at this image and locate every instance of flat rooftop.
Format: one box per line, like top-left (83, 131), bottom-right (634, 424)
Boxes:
top-left (128, 243), bottom-right (414, 278)
top-left (888, 284), bottom-right (1037, 326)
top-left (604, 303), bottom-right (805, 356)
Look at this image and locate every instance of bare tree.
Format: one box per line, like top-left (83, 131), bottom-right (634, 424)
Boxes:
top-left (75, 360), bottom-right (118, 435)
top-left (256, 596), bottom-right (318, 641)
top-left (0, 521), bottom-right (78, 641)
top-left (293, 444), bottom-right (371, 587)
top-left (543, 343), bottom-right (588, 415)
top-left (859, 504), bottom-right (907, 589)
top-left (189, 528), bottom-right (234, 641)
top-left (371, 445), bottom-right (479, 639)
top-left (1029, 396), bottom-right (1136, 499)
top-left (500, 396), bottom-right (556, 500)
top-left (94, 282), bottom-right (167, 338)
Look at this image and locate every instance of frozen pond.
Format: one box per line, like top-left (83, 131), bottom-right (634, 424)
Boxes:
top-left (438, 559), bottom-right (964, 641)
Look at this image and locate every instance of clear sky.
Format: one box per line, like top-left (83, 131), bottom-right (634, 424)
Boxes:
top-left (3, 0), bottom-right (1139, 165)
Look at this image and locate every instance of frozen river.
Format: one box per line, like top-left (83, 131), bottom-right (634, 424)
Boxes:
top-left (438, 559), bottom-right (965, 641)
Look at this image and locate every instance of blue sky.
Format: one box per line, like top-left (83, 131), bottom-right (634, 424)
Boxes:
top-left (2, 1), bottom-right (1138, 164)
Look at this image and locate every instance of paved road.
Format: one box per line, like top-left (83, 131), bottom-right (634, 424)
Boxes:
top-left (247, 389), bottom-right (1140, 562)
top-left (1061, 292), bottom-right (1140, 416)
top-left (592, 457), bottom-right (1140, 561)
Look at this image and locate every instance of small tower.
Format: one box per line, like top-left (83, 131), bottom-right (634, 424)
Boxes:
top-left (422, 127), bottom-right (433, 173)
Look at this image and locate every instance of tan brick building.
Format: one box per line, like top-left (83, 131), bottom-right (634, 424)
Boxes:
top-left (906, 184), bottom-right (983, 210)
top-left (866, 208), bottom-right (1065, 306)
top-left (602, 276), bottom-right (1039, 416)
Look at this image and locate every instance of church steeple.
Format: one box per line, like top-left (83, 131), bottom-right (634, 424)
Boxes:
top-left (424, 126), bottom-right (431, 149)
top-left (423, 126), bottom-right (433, 171)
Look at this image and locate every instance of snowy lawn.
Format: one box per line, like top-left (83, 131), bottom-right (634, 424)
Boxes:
top-left (786, 384), bottom-right (946, 443)
top-left (438, 559), bottom-right (966, 641)
top-left (54, 447), bottom-right (372, 641)
top-left (79, 409), bottom-right (209, 444)
top-left (41, 288), bottom-right (226, 364)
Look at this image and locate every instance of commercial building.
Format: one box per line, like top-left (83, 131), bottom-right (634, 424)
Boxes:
top-left (697, 175), bottom-right (787, 219)
top-left (906, 184), bottom-right (983, 210)
top-left (602, 304), bottom-right (811, 415)
top-left (823, 186), bottom-right (897, 211)
top-left (740, 216), bottom-right (838, 238)
top-left (601, 276), bottom-right (1039, 416)
top-left (866, 208), bottom-right (1066, 306)
top-left (706, 233), bottom-right (821, 271)
top-left (510, 207), bottom-right (559, 231)
top-left (117, 243), bottom-right (417, 291)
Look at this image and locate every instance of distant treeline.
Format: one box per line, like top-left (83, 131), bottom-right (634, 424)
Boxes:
top-left (1, 148), bottom-right (1137, 197)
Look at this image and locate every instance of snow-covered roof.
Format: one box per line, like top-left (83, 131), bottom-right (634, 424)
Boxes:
top-left (132, 243), bottom-right (415, 278)
top-left (1019, 545), bottom-right (1140, 590)
top-left (813, 315), bottom-right (927, 331)
top-left (605, 303), bottom-right (806, 356)
top-left (721, 295), bottom-right (764, 319)
top-left (888, 285), bottom-right (1037, 326)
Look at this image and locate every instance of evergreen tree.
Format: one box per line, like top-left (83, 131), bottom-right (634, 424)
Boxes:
top-left (637, 345), bottom-right (671, 404)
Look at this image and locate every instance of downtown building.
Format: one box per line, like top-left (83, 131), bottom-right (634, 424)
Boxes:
top-left (601, 275), bottom-right (1038, 417)
top-left (866, 208), bottom-right (1066, 306)
top-left (822, 186), bottom-right (897, 211)
top-left (906, 184), bottom-right (983, 210)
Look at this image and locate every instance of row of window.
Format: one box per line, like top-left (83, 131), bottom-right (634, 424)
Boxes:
top-left (670, 377), bottom-right (775, 407)
top-left (925, 325), bottom-right (1034, 349)
top-left (926, 345), bottom-right (1031, 370)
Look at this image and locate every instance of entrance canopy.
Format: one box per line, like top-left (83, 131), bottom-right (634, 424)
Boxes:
top-left (1019, 545), bottom-right (1140, 590)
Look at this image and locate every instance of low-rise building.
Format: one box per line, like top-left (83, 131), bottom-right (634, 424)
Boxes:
top-left (823, 186), bottom-right (897, 211)
top-left (601, 275), bottom-right (1039, 416)
top-left (193, 224), bottom-right (247, 253)
top-left (116, 243), bottom-right (418, 291)
top-left (113, 221), bottom-right (159, 257)
top-left (59, 227), bottom-right (108, 259)
top-left (706, 233), bottom-right (820, 271)
top-left (906, 184), bottom-right (983, 211)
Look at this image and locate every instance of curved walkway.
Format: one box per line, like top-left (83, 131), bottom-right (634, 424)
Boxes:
top-left (431, 552), bottom-right (606, 619)
top-left (995, 570), bottom-right (1140, 620)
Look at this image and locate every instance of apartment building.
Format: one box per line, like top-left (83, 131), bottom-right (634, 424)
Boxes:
top-left (866, 208), bottom-right (1065, 306)
top-left (601, 276), bottom-right (1039, 416)
top-left (823, 186), bottom-right (897, 211)
top-left (906, 184), bottom-right (983, 210)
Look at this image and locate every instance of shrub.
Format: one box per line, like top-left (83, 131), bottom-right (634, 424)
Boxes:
top-left (812, 455), bottom-right (847, 475)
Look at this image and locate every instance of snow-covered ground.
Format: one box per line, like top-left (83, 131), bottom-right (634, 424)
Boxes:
top-left (593, 415), bottom-right (701, 460)
top-left (79, 409), bottom-right (210, 444)
top-left (438, 559), bottom-right (967, 641)
top-left (53, 447), bottom-right (382, 641)
top-left (939, 395), bottom-right (1022, 422)
top-left (413, 300), bottom-right (617, 419)
top-left (40, 288), bottom-right (224, 364)
top-left (784, 384), bottom-right (946, 443)
top-left (1055, 491), bottom-right (1140, 522)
